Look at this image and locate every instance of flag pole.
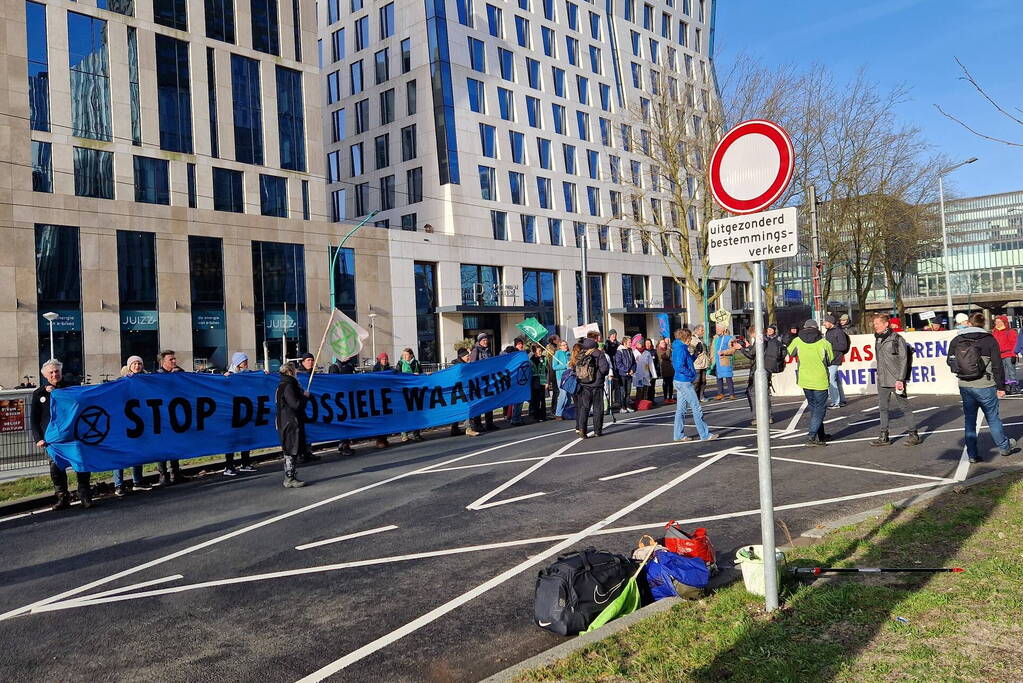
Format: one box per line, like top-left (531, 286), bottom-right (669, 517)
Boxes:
top-left (307, 308), bottom-right (338, 391)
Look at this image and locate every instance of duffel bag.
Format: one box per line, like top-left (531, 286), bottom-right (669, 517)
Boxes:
top-left (644, 549), bottom-right (709, 601)
top-left (534, 548), bottom-right (636, 636)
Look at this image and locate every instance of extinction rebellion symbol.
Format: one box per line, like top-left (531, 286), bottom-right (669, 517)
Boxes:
top-left (74, 406), bottom-right (111, 445)
top-left (515, 362), bottom-right (532, 387)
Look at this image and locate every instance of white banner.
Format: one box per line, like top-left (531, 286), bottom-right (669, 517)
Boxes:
top-left (772, 331), bottom-right (960, 396)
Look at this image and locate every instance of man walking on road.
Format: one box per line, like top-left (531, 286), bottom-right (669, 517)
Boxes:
top-left (31, 359), bottom-right (93, 510)
top-left (787, 320), bottom-right (834, 447)
top-left (823, 315), bottom-right (849, 408)
top-left (948, 313), bottom-right (1019, 463)
top-left (869, 314), bottom-right (922, 447)
top-left (572, 337), bottom-right (609, 438)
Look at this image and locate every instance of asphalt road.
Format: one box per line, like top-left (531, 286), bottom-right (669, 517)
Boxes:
top-left (2, 392), bottom-right (1022, 683)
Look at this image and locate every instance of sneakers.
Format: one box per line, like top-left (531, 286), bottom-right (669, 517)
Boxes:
top-left (401, 434), bottom-right (411, 443)
top-left (713, 394), bottom-right (725, 401)
top-left (675, 436), bottom-right (696, 443)
top-left (999, 438), bottom-right (1019, 457)
top-left (702, 433), bottom-right (720, 442)
top-left (903, 430), bottom-right (923, 447)
top-left (223, 468), bottom-right (238, 477)
top-left (806, 438), bottom-right (827, 447)
top-left (283, 477), bottom-right (306, 488)
top-left (413, 433), bottom-right (424, 442)
top-left (465, 428), bottom-right (480, 437)
top-left (237, 465), bottom-right (257, 473)
top-left (114, 485), bottom-right (127, 497)
top-left (156, 474), bottom-right (171, 487)
top-left (338, 443), bottom-right (355, 456)
top-left (131, 481), bottom-right (151, 491)
top-left (968, 455), bottom-right (981, 464)
top-left (870, 431), bottom-right (891, 447)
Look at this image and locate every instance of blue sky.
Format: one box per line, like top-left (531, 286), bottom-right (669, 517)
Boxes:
top-left (714, 0), bottom-right (1023, 199)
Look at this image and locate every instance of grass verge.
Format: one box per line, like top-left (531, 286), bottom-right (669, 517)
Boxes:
top-left (521, 471), bottom-right (1023, 682)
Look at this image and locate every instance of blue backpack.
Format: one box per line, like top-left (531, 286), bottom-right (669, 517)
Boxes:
top-left (644, 549), bottom-right (709, 601)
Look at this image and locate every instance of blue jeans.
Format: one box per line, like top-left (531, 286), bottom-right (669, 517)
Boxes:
top-left (673, 380), bottom-right (710, 441)
top-left (113, 466), bottom-right (144, 487)
top-left (555, 388), bottom-right (572, 416)
top-left (961, 386), bottom-right (1010, 459)
top-left (827, 365), bottom-right (846, 406)
top-left (803, 389), bottom-right (829, 440)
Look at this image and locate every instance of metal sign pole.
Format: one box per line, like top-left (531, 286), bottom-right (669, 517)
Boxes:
top-left (809, 184), bottom-right (823, 322)
top-left (752, 260), bottom-right (779, 611)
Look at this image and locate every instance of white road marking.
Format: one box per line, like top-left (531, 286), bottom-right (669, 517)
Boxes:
top-left (823, 416), bottom-right (847, 424)
top-left (466, 438), bottom-right (580, 510)
top-left (36, 575), bottom-right (186, 610)
top-left (861, 405), bottom-right (879, 412)
top-left (912, 406), bottom-right (941, 414)
top-left (953, 411), bottom-right (983, 482)
top-left (0, 512), bottom-right (32, 524)
top-left (849, 417), bottom-right (881, 426)
top-left (0, 428), bottom-right (575, 622)
top-left (598, 466), bottom-right (658, 481)
top-left (784, 400), bottom-right (808, 433)
top-left (470, 492), bottom-right (548, 509)
top-left (293, 449), bottom-right (738, 681)
top-left (295, 525), bottom-right (400, 551)
top-left (728, 451), bottom-right (953, 482)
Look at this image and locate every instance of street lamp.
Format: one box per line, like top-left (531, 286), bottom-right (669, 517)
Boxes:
top-left (42, 311), bottom-right (59, 360)
top-left (368, 311), bottom-right (378, 360)
top-left (328, 209), bottom-right (378, 360)
top-left (938, 157), bottom-right (978, 324)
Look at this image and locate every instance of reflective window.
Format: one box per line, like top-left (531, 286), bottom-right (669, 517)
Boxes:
top-left (490, 211), bottom-right (507, 241)
top-left (468, 38), bottom-right (485, 72)
top-left (327, 71), bottom-right (340, 103)
top-left (467, 78), bottom-right (485, 113)
top-left (478, 165), bottom-right (496, 200)
top-left (301, 179), bottom-right (309, 219)
top-left (526, 58), bottom-right (540, 89)
top-left (537, 137), bottom-right (551, 169)
top-left (350, 60), bottom-right (363, 94)
top-left (117, 230), bottom-right (160, 367)
top-left (100, 0), bottom-right (135, 16)
top-left (576, 75), bottom-right (589, 104)
top-left (587, 149), bottom-right (599, 179)
top-left (562, 144), bottom-right (576, 174)
top-left (331, 189), bottom-right (346, 221)
top-left (327, 150), bottom-right (341, 181)
top-left (401, 213), bottom-right (417, 230)
top-left (536, 176), bottom-right (551, 208)
top-left (26, 2), bottom-right (49, 132)
top-left (260, 174), bottom-right (287, 216)
top-left (31, 141), bottom-right (52, 193)
top-left (456, 0), bottom-right (472, 26)
top-left (401, 38), bottom-right (411, 72)
top-left (565, 36), bottom-right (578, 66)
top-left (576, 110), bottom-right (589, 140)
top-left (401, 124), bottom-right (417, 160)
top-left (127, 27), bottom-right (141, 145)
top-left (213, 167), bottom-right (244, 212)
top-left (380, 2), bottom-right (394, 38)
top-left (509, 171), bottom-right (525, 205)
top-left (35, 225), bottom-right (84, 378)
top-left (187, 163), bottom-right (197, 207)
top-left (407, 167), bottom-right (423, 203)
top-left (133, 156), bottom-right (170, 204)
top-left (231, 54), bottom-right (263, 165)
top-left (589, 45), bottom-right (601, 74)
top-left (498, 48), bottom-right (514, 81)
top-left (155, 35), bottom-right (193, 153)
top-left (509, 131), bottom-right (525, 164)
top-left (206, 0), bottom-right (235, 42)
top-left (331, 28), bottom-right (345, 61)
top-left (566, 1), bottom-right (578, 29)
top-left (414, 262), bottom-right (439, 362)
top-left (497, 88), bottom-right (514, 120)
top-left (587, 186), bottom-right (600, 216)
top-left (479, 123), bottom-right (496, 157)
top-left (380, 175), bottom-right (395, 210)
top-left (327, 0), bottom-right (339, 23)
top-left (354, 98), bottom-right (369, 132)
top-left (548, 218), bottom-right (562, 246)
top-left (375, 133), bottom-right (390, 169)
top-left (526, 96), bottom-right (541, 128)
top-left (406, 79), bottom-right (416, 114)
top-left (68, 12), bottom-right (112, 141)
top-left (154, 0), bottom-right (187, 30)
top-left (189, 236), bottom-right (225, 307)
top-left (486, 4), bottom-right (502, 37)
top-left (73, 147), bottom-right (113, 199)
top-left (251, 0), bottom-right (279, 55)
top-left (589, 10), bottom-right (600, 39)
top-left (252, 241), bottom-right (308, 365)
top-left (552, 104), bottom-right (565, 134)
top-left (375, 48), bottom-right (389, 84)
top-left (349, 143), bottom-right (363, 175)
top-left (523, 269), bottom-right (555, 326)
top-left (425, 0), bottom-right (460, 185)
top-left (515, 16), bottom-right (529, 47)
top-left (542, 0), bottom-right (554, 20)
top-left (552, 67), bottom-right (565, 96)
top-left (541, 26), bottom-right (555, 57)
top-left (563, 181), bottom-right (576, 212)
top-left (520, 215), bottom-right (536, 243)
top-left (276, 66), bottom-right (306, 171)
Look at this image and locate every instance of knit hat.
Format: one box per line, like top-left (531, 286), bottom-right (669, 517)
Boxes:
top-left (126, 355), bottom-right (144, 367)
top-left (632, 334), bottom-right (643, 346)
top-left (608, 329), bottom-right (618, 337)
top-left (954, 313), bottom-right (969, 324)
top-left (376, 352), bottom-right (389, 361)
top-left (823, 314), bottom-right (837, 325)
top-left (840, 313), bottom-right (850, 321)
top-left (476, 332), bottom-right (488, 341)
top-left (300, 352), bottom-right (315, 361)
top-left (803, 319), bottom-right (819, 329)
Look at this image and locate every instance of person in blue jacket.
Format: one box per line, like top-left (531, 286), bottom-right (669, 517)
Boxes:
top-left (671, 329), bottom-right (717, 442)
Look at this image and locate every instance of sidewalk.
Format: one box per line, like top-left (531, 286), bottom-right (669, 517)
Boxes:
top-left (0, 464), bottom-right (49, 483)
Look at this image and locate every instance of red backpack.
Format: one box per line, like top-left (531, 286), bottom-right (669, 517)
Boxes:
top-left (663, 523), bottom-right (717, 571)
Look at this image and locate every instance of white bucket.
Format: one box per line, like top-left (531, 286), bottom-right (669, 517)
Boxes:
top-left (734, 545), bottom-right (786, 597)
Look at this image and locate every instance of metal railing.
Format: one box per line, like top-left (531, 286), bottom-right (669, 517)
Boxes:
top-left (0, 390), bottom-right (48, 472)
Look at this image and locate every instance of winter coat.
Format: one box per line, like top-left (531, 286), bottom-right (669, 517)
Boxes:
top-left (824, 326), bottom-right (851, 366)
top-left (670, 340), bottom-right (696, 383)
top-left (840, 322), bottom-right (859, 335)
top-left (396, 358), bottom-right (421, 374)
top-left (711, 334), bottom-right (735, 378)
top-left (605, 339), bottom-right (621, 360)
top-left (275, 374), bottom-right (307, 457)
top-left (552, 349), bottom-right (570, 383)
top-left (949, 328), bottom-right (1006, 391)
top-left (787, 328), bottom-right (834, 391)
top-left (657, 347), bottom-right (674, 380)
top-left (873, 329), bottom-right (912, 389)
top-left (468, 342), bottom-right (492, 362)
top-left (329, 358), bottom-right (357, 374)
top-left (633, 349), bottom-right (656, 387)
top-left (614, 347), bottom-right (636, 377)
top-left (372, 362), bottom-right (393, 373)
top-left (30, 380), bottom-right (69, 443)
top-left (993, 317), bottom-right (1018, 360)
top-left (576, 339), bottom-right (610, 387)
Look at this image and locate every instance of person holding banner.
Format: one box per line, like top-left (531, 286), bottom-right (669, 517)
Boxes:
top-left (112, 356), bottom-right (149, 495)
top-left (870, 314), bottom-right (922, 447)
top-left (710, 324), bottom-right (736, 400)
top-left (296, 353), bottom-right (323, 464)
top-left (275, 362), bottom-right (308, 488)
top-left (32, 359), bottom-right (93, 510)
top-left (223, 352), bottom-right (258, 475)
top-left (154, 350), bottom-right (188, 485)
top-left (529, 345), bottom-right (549, 421)
top-left (397, 348), bottom-right (424, 442)
top-left (787, 321), bottom-right (834, 447)
top-left (468, 333), bottom-right (499, 434)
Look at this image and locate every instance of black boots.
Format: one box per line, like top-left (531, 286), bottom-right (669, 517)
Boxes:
top-left (904, 430), bottom-right (922, 446)
top-left (871, 431), bottom-right (891, 447)
top-left (52, 491), bottom-right (70, 511)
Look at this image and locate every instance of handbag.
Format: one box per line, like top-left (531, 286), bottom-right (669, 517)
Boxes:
top-left (693, 351), bottom-right (710, 370)
top-left (559, 371), bottom-right (579, 395)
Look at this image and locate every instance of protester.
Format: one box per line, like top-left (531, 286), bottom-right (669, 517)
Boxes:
top-left (823, 315), bottom-right (850, 408)
top-left (222, 352), bottom-right (259, 476)
top-left (765, 324), bottom-right (779, 340)
top-left (505, 337), bottom-right (528, 426)
top-left (552, 340), bottom-right (572, 420)
top-left (529, 345), bottom-right (549, 421)
top-left (643, 338), bottom-right (660, 399)
top-left (31, 359), bottom-right (93, 510)
top-left (924, 320), bottom-right (945, 332)
top-left (572, 337), bottom-right (609, 438)
top-left (296, 352), bottom-right (322, 464)
top-left (450, 347), bottom-right (471, 436)
top-left (329, 355), bottom-right (358, 454)
top-left (992, 315), bottom-right (1019, 394)
top-left (671, 330), bottom-right (715, 442)
top-left (545, 335), bottom-right (561, 416)
top-left (657, 339), bottom-right (675, 402)
top-left (299, 352), bottom-right (315, 373)
top-left (948, 312), bottom-right (1019, 463)
top-left (954, 312), bottom-right (970, 330)
top-left (839, 313), bottom-right (858, 335)
top-left (468, 333), bottom-right (498, 433)
top-left (613, 336), bottom-right (636, 411)
top-left (782, 324), bottom-right (799, 347)
top-left (397, 348), bottom-right (424, 442)
top-left (605, 330), bottom-right (621, 361)
top-left (112, 355), bottom-right (148, 495)
top-left (710, 324), bottom-right (736, 400)
top-left (690, 325), bottom-right (709, 401)
top-left (372, 353), bottom-right (391, 372)
top-left (275, 362), bottom-right (308, 488)
top-left (787, 320), bottom-right (834, 447)
top-left (869, 314), bottom-right (922, 447)
top-left (737, 327), bottom-right (783, 425)
top-left (632, 335), bottom-right (657, 404)
top-left (154, 350), bottom-right (187, 485)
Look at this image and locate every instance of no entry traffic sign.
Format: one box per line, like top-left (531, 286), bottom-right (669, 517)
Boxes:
top-left (709, 119), bottom-right (794, 215)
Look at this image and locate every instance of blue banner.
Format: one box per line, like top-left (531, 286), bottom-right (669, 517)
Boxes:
top-left (45, 353), bottom-right (533, 472)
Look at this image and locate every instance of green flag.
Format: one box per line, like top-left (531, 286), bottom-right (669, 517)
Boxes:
top-left (516, 317), bottom-right (549, 344)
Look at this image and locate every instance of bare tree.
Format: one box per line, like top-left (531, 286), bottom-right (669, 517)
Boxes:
top-left (935, 57), bottom-right (1023, 147)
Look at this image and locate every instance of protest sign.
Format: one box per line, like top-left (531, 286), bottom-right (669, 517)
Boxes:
top-left (571, 323), bottom-right (600, 340)
top-left (45, 353), bottom-right (532, 472)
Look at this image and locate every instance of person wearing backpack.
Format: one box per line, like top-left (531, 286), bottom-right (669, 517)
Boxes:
top-left (572, 338), bottom-right (609, 438)
top-left (823, 315), bottom-right (850, 408)
top-left (948, 312), bottom-right (1019, 463)
top-left (738, 326), bottom-right (785, 425)
top-left (787, 320), bottom-right (834, 447)
top-left (671, 329), bottom-right (716, 442)
top-left (870, 314), bottom-right (921, 447)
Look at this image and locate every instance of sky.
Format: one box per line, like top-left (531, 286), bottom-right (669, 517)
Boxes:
top-left (713, 0), bottom-right (1023, 200)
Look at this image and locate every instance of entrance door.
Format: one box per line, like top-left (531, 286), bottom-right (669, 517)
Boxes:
top-left (463, 313), bottom-right (502, 353)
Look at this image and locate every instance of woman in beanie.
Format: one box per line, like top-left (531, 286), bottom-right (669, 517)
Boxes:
top-left (112, 356), bottom-right (148, 495)
top-left (223, 352), bottom-right (257, 476)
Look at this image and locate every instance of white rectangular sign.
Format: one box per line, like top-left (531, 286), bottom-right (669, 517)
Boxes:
top-left (707, 207), bottom-right (798, 266)
top-left (919, 311), bottom-right (936, 320)
top-left (571, 322), bottom-right (600, 340)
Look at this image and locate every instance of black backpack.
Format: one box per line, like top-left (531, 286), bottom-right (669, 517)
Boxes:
top-left (948, 336), bottom-right (986, 381)
top-left (764, 337), bottom-right (788, 374)
top-left (534, 549), bottom-right (636, 636)
top-left (574, 350), bottom-right (599, 384)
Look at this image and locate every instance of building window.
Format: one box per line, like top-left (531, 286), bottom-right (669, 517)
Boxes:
top-left (327, 71), bottom-right (340, 103)
top-left (566, 0), bottom-right (578, 28)
top-left (276, 66), bottom-right (306, 172)
top-left (541, 26), bottom-right (555, 57)
top-left (354, 182), bottom-right (369, 215)
top-left (527, 57), bottom-right (540, 89)
top-left (407, 167), bottom-right (423, 203)
top-left (205, 0), bottom-right (235, 42)
top-left (478, 165), bottom-right (496, 200)
top-left (206, 49), bottom-right (219, 157)
top-left (587, 149), bottom-right (600, 179)
top-left (231, 55), bottom-right (263, 165)
top-left (31, 141), bottom-right (52, 193)
top-left (375, 48), bottom-right (389, 84)
top-left (461, 263), bottom-right (502, 305)
top-left (155, 34), bottom-right (193, 153)
top-left (331, 108), bottom-right (345, 143)
top-left (509, 171), bottom-right (525, 205)
top-left (537, 137), bottom-right (551, 168)
top-left (213, 167), bottom-right (244, 212)
top-left (26, 1), bottom-right (50, 132)
top-left (414, 262), bottom-right (439, 362)
top-left (331, 189), bottom-right (346, 221)
top-left (399, 213), bottom-right (416, 231)
top-left (523, 269), bottom-right (556, 326)
top-left (251, 0), bottom-right (280, 55)
top-left (520, 214), bottom-right (536, 243)
top-left (252, 241), bottom-right (307, 366)
top-left (563, 182), bottom-right (577, 212)
top-left (401, 125), bottom-right (417, 160)
top-left (73, 147), bottom-right (113, 199)
top-left (456, 0), bottom-right (472, 26)
top-left (622, 274), bottom-right (646, 307)
top-left (509, 131), bottom-right (525, 164)
top-left (490, 211), bottom-right (507, 240)
top-left (576, 272), bottom-right (605, 328)
top-left (563, 144), bottom-right (576, 174)
top-left (348, 144), bottom-right (362, 176)
top-left (552, 67), bottom-right (565, 96)
top-left (259, 174), bottom-right (287, 216)
top-left (380, 88), bottom-right (395, 123)
top-left (401, 37), bottom-right (411, 72)
top-left (117, 230), bottom-right (160, 369)
top-left (380, 175), bottom-right (395, 210)
top-left (468, 37), bottom-right (486, 72)
top-left (35, 225), bottom-right (84, 378)
top-left (566, 36), bottom-right (578, 66)
top-left (406, 79), bottom-right (417, 114)
top-left (188, 236), bottom-right (228, 369)
top-left (577, 111), bottom-right (590, 140)
top-left (68, 11), bottom-right (112, 141)
top-left (536, 176), bottom-right (551, 208)
top-left (154, 0), bottom-right (188, 30)
top-left (375, 133), bottom-right (390, 169)
top-left (126, 27), bottom-right (142, 145)
top-left (663, 277), bottom-right (684, 310)
top-left (574, 221), bottom-right (586, 247)
top-left (350, 60), bottom-right (363, 94)
top-left (133, 156), bottom-right (170, 205)
top-left (552, 103), bottom-right (565, 134)
top-left (486, 3), bottom-right (502, 37)
top-left (468, 78), bottom-right (485, 113)
top-left (515, 15), bottom-right (530, 47)
top-left (498, 48), bottom-right (514, 81)
top-left (548, 218), bottom-right (562, 246)
top-left (542, 0), bottom-right (554, 20)
top-left (526, 96), bottom-right (541, 128)
top-left (187, 163), bottom-right (197, 207)
top-left (479, 123), bottom-right (496, 157)
top-left (354, 98), bottom-right (368, 133)
top-left (620, 227), bottom-right (632, 253)
top-left (587, 186), bottom-right (600, 216)
top-left (331, 28), bottom-right (345, 62)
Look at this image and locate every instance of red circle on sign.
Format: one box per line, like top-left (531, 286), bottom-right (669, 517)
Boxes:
top-left (709, 120), bottom-right (794, 215)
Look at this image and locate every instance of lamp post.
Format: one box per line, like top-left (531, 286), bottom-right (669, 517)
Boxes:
top-left (368, 312), bottom-right (378, 360)
top-left (328, 209), bottom-right (378, 360)
top-left (42, 311), bottom-right (59, 360)
top-left (938, 157), bottom-right (978, 324)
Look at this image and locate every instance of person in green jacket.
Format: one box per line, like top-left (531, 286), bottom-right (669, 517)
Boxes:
top-left (529, 344), bottom-right (549, 421)
top-left (397, 348), bottom-right (424, 443)
top-left (787, 320), bottom-right (835, 447)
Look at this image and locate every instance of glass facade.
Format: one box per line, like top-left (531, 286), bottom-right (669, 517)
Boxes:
top-left (425, 0), bottom-right (461, 184)
top-left (73, 147), bottom-right (114, 199)
top-left (251, 0), bottom-right (280, 55)
top-left (206, 0), bottom-right (236, 43)
top-left (414, 262), bottom-right (439, 363)
top-left (207, 48), bottom-right (220, 158)
top-left (68, 11), bottom-right (112, 141)
top-left (26, 1), bottom-right (50, 132)
top-left (328, 246), bottom-right (357, 321)
top-left (189, 236), bottom-right (228, 370)
top-left (259, 174), bottom-right (288, 217)
top-left (461, 264), bottom-right (501, 306)
top-left (576, 272), bottom-right (605, 328)
top-left (213, 167), bottom-right (244, 212)
top-left (523, 269), bottom-right (556, 327)
top-left (31, 141), bottom-right (52, 193)
top-left (127, 26), bottom-right (142, 145)
top-left (133, 156), bottom-right (170, 205)
top-left (36, 224), bottom-right (84, 381)
top-left (232, 54), bottom-right (264, 165)
top-left (155, 34), bottom-right (193, 153)
top-left (117, 230), bottom-right (160, 370)
top-left (276, 66), bottom-right (306, 171)
top-left (252, 241), bottom-right (308, 368)
top-left (154, 0), bottom-right (188, 30)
